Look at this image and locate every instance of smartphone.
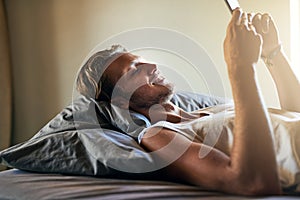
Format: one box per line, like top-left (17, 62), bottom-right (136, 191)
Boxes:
top-left (224, 0), bottom-right (240, 14)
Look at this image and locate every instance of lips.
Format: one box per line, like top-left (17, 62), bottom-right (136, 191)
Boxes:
top-left (150, 75), bottom-right (165, 85)
top-left (155, 76), bottom-right (165, 84)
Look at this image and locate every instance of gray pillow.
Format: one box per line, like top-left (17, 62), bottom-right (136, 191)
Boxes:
top-left (0, 92), bottom-right (227, 177)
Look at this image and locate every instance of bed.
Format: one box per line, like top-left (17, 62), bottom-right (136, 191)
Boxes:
top-left (0, 91), bottom-right (299, 199)
top-left (1, 169), bottom-right (299, 200)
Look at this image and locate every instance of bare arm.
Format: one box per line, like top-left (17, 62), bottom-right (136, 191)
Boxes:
top-left (266, 51), bottom-right (300, 112)
top-left (224, 10), bottom-right (280, 194)
top-left (141, 9), bottom-right (281, 196)
top-left (252, 13), bottom-right (300, 112)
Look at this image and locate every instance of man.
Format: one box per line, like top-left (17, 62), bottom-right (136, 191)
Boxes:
top-left (76, 9), bottom-right (300, 195)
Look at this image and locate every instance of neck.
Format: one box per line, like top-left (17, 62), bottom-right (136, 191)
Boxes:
top-left (134, 101), bottom-right (196, 124)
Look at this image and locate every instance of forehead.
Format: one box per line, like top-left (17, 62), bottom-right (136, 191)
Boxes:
top-left (104, 53), bottom-right (140, 83)
top-left (113, 53), bottom-right (139, 65)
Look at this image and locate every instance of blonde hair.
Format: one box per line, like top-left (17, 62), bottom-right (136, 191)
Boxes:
top-left (76, 45), bottom-right (127, 100)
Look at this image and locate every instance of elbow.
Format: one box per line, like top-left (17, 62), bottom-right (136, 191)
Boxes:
top-left (234, 175), bottom-right (282, 196)
top-left (244, 180), bottom-right (282, 196)
top-left (226, 170), bottom-right (282, 196)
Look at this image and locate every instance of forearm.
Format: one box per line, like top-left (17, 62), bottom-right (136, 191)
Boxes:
top-left (228, 65), bottom-right (280, 192)
top-left (216, 8), bottom-right (281, 194)
top-left (265, 50), bottom-right (300, 112)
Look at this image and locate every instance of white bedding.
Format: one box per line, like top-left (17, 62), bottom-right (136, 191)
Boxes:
top-left (139, 104), bottom-right (300, 191)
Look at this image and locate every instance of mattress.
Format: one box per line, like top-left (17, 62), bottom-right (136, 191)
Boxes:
top-left (0, 169), bottom-right (298, 200)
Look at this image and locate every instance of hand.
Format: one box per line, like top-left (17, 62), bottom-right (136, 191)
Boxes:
top-left (224, 9), bottom-right (262, 74)
top-left (250, 13), bottom-right (281, 57)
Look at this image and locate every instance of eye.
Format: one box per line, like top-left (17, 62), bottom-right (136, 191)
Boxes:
top-left (132, 67), bottom-right (141, 75)
top-left (128, 64), bottom-right (140, 77)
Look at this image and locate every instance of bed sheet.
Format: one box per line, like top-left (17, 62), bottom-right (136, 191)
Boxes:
top-left (0, 169), bottom-right (298, 200)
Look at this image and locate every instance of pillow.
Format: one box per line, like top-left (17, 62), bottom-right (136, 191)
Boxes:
top-left (171, 91), bottom-right (229, 112)
top-left (105, 91), bottom-right (229, 140)
top-left (0, 92), bottom-right (227, 177)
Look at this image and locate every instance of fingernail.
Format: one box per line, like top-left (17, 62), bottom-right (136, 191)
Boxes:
top-left (262, 17), bottom-right (270, 33)
top-left (235, 10), bottom-right (243, 25)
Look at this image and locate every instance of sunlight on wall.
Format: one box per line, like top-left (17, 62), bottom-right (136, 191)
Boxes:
top-left (290, 0), bottom-right (300, 78)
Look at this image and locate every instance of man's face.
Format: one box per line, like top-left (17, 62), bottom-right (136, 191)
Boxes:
top-left (104, 53), bottom-right (174, 109)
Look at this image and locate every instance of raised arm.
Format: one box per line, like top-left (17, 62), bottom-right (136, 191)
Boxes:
top-left (141, 9), bottom-right (281, 196)
top-left (223, 9), bottom-right (281, 194)
top-left (252, 13), bottom-right (300, 112)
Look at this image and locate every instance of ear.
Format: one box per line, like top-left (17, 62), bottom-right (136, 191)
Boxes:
top-left (111, 96), bottom-right (129, 109)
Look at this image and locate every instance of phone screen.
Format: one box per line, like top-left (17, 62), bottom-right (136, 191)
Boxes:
top-left (224, 0), bottom-right (240, 13)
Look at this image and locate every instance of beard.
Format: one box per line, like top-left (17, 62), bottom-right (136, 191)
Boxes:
top-left (129, 83), bottom-right (174, 110)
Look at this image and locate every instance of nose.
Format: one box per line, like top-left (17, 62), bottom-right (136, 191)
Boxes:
top-left (142, 63), bottom-right (157, 75)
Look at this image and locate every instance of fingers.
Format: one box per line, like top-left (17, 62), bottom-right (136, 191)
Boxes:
top-left (252, 13), bottom-right (262, 34)
top-left (227, 8), bottom-right (242, 37)
top-left (262, 14), bottom-right (270, 33)
top-left (237, 11), bottom-right (257, 32)
top-left (240, 12), bottom-right (248, 26)
top-left (247, 13), bottom-right (254, 22)
top-left (252, 13), bottom-right (272, 34)
top-left (247, 13), bottom-right (256, 32)
top-left (224, 9), bottom-right (263, 67)
top-left (230, 9), bottom-right (252, 30)
top-left (227, 9), bottom-right (263, 36)
top-left (249, 12), bottom-right (281, 56)
top-left (231, 8), bottom-right (242, 25)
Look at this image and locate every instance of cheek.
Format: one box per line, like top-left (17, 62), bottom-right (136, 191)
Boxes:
top-left (137, 84), bottom-right (152, 94)
top-left (121, 78), bottom-right (149, 93)
top-left (132, 84), bottom-right (154, 98)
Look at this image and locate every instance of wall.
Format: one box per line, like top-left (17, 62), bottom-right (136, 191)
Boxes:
top-left (290, 0), bottom-right (300, 77)
top-left (4, 0), bottom-right (291, 144)
top-left (0, 0), bottom-right (12, 170)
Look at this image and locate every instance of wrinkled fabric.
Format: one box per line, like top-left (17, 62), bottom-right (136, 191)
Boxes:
top-left (6, 169), bottom-right (297, 200)
top-left (0, 92), bottom-right (227, 177)
top-left (139, 104), bottom-right (300, 191)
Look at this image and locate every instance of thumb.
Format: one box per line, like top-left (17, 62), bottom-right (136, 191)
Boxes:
top-left (231, 8), bottom-right (243, 25)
